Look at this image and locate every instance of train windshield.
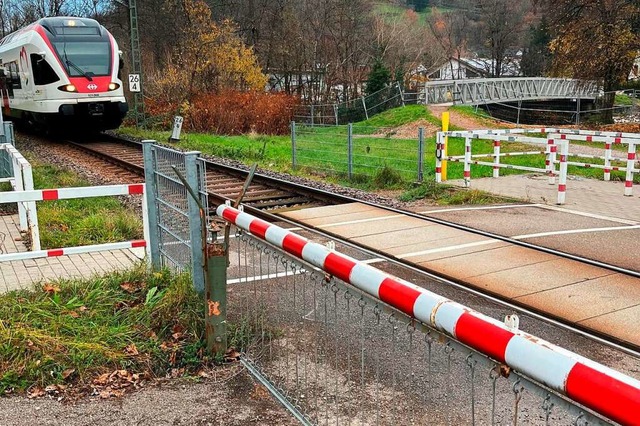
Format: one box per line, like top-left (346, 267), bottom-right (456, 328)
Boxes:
top-left (52, 41), bottom-right (111, 77)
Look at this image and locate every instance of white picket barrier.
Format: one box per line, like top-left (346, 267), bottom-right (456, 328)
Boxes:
top-left (0, 183), bottom-right (150, 262)
top-left (436, 132), bottom-right (569, 204)
top-left (0, 143), bottom-right (40, 250)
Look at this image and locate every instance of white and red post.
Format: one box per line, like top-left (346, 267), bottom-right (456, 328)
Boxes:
top-left (463, 137), bottom-right (471, 187)
top-left (546, 139), bottom-right (557, 185)
top-left (492, 140), bottom-right (500, 178)
top-left (435, 132), bottom-right (443, 183)
top-left (217, 204), bottom-right (640, 426)
top-left (625, 143), bottom-right (636, 196)
top-left (557, 141), bottom-right (569, 205)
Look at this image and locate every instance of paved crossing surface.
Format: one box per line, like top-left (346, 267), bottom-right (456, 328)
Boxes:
top-left (0, 214), bottom-right (144, 292)
top-left (280, 195), bottom-right (640, 348)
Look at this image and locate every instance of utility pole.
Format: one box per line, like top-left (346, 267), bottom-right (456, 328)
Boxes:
top-left (129, 0), bottom-right (145, 127)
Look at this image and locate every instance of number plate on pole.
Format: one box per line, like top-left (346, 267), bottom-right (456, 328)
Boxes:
top-left (128, 74), bottom-right (141, 92)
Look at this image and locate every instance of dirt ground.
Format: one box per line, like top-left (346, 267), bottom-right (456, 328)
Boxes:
top-left (0, 369), bottom-right (298, 426)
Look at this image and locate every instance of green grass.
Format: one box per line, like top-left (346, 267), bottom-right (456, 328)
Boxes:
top-left (25, 157), bottom-right (143, 249)
top-left (0, 268), bottom-right (206, 393)
top-left (358, 105), bottom-right (438, 128)
top-left (119, 104), bottom-right (639, 202)
top-left (450, 105), bottom-right (494, 122)
top-left (400, 181), bottom-right (515, 205)
top-left (614, 94), bottom-right (635, 106)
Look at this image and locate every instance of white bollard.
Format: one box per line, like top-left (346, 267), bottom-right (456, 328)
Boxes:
top-left (492, 140), bottom-right (500, 178)
top-left (557, 141), bottom-right (569, 205)
top-left (624, 143), bottom-right (636, 196)
top-left (463, 137), bottom-right (471, 187)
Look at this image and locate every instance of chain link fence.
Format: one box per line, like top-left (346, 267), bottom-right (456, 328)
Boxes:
top-left (226, 229), bottom-right (614, 425)
top-left (292, 123), bottom-right (429, 184)
top-left (293, 83), bottom-right (410, 126)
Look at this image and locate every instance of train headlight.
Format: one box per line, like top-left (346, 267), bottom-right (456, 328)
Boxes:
top-left (108, 82), bottom-right (120, 91)
top-left (58, 84), bottom-right (77, 92)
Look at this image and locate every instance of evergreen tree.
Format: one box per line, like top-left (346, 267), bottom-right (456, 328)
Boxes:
top-left (366, 58), bottom-right (391, 95)
top-left (407, 0), bottom-right (430, 12)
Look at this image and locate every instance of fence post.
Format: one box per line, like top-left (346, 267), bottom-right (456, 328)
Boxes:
top-left (310, 104), bottom-right (315, 127)
top-left (463, 137), bottom-right (471, 187)
top-left (417, 127), bottom-right (424, 182)
top-left (12, 154), bottom-right (27, 231)
top-left (205, 230), bottom-right (227, 356)
top-left (291, 121), bottom-right (297, 170)
top-left (604, 141), bottom-right (612, 181)
top-left (333, 104), bottom-right (339, 125)
top-left (21, 162), bottom-right (40, 251)
top-left (624, 142), bottom-right (636, 196)
top-left (398, 81), bottom-right (406, 107)
top-left (361, 96), bottom-right (369, 120)
top-left (576, 98), bottom-right (581, 125)
top-left (141, 140), bottom-right (161, 269)
top-left (547, 139), bottom-right (557, 185)
top-left (348, 123), bottom-right (353, 180)
top-left (557, 141), bottom-right (569, 205)
top-left (492, 140), bottom-right (500, 178)
top-left (185, 151), bottom-right (205, 293)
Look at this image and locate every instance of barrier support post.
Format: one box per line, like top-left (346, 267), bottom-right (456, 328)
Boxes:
top-left (442, 112), bottom-right (449, 181)
top-left (604, 142), bottom-right (612, 181)
top-left (557, 141), bottom-right (568, 205)
top-left (141, 140), bottom-right (162, 269)
top-left (492, 140), bottom-right (500, 178)
top-left (205, 231), bottom-right (227, 357)
top-left (625, 142), bottom-right (636, 196)
top-left (21, 162), bottom-right (40, 251)
top-left (185, 152), bottom-right (205, 293)
top-left (463, 137), bottom-right (471, 187)
top-left (347, 123), bottom-right (353, 180)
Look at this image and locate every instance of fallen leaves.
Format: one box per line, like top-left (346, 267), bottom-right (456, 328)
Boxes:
top-left (42, 283), bottom-right (61, 294)
top-left (124, 343), bottom-right (139, 356)
top-left (92, 369), bottom-right (144, 399)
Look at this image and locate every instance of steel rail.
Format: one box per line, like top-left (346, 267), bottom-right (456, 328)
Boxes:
top-left (63, 135), bottom-right (640, 355)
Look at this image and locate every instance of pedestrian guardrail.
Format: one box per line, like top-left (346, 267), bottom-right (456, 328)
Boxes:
top-left (217, 204), bottom-right (639, 425)
top-left (437, 127), bottom-right (640, 202)
top-left (0, 183), bottom-right (149, 262)
top-left (0, 143), bottom-right (40, 250)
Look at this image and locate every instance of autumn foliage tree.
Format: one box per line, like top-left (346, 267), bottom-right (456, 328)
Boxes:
top-left (147, 0), bottom-right (267, 103)
top-left (539, 0), bottom-right (640, 122)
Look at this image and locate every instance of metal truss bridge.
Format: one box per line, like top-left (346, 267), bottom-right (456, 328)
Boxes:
top-left (422, 78), bottom-right (599, 105)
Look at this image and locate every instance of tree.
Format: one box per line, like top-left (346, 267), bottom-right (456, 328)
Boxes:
top-left (520, 18), bottom-right (551, 77)
top-left (366, 57), bottom-right (391, 95)
top-left (407, 0), bottom-right (429, 12)
top-left (539, 0), bottom-right (640, 122)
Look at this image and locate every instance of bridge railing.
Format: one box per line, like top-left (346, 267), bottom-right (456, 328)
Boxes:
top-left (219, 204), bottom-right (639, 425)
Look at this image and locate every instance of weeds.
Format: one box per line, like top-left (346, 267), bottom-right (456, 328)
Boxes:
top-left (399, 181), bottom-right (513, 205)
top-left (0, 267), bottom-right (204, 394)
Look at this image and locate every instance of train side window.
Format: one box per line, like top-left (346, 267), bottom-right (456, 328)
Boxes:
top-left (30, 54), bottom-right (59, 85)
top-left (8, 62), bottom-right (20, 90)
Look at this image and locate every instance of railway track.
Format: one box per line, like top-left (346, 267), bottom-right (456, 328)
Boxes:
top-left (61, 135), bottom-right (640, 355)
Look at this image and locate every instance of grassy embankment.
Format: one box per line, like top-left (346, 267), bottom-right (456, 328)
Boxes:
top-left (118, 104), bottom-right (637, 204)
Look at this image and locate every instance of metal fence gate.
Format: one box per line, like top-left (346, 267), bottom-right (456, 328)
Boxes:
top-left (142, 141), bottom-right (208, 292)
top-left (0, 122), bottom-right (16, 179)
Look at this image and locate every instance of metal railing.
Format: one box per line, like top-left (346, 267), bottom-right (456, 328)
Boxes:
top-left (437, 128), bottom-right (640, 200)
top-left (218, 204), bottom-right (639, 425)
top-left (0, 142), bottom-right (40, 251)
top-left (422, 78), bottom-right (599, 106)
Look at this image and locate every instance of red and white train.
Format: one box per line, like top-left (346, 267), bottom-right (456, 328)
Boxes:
top-left (0, 17), bottom-right (128, 131)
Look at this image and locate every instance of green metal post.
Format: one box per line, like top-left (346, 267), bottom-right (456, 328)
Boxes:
top-left (206, 242), bottom-right (227, 355)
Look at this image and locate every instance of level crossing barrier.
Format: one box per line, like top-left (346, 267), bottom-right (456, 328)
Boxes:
top-left (217, 204), bottom-right (640, 425)
top-left (0, 143), bottom-right (40, 250)
top-left (0, 183), bottom-right (150, 262)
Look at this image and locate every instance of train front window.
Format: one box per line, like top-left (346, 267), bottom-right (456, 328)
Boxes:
top-left (52, 41), bottom-right (111, 77)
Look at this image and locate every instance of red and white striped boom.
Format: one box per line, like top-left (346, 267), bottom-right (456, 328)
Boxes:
top-left (217, 204), bottom-right (640, 425)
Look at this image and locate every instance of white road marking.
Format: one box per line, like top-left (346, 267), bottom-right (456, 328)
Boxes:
top-left (317, 214), bottom-right (404, 228)
top-left (419, 204), bottom-right (537, 214)
top-left (534, 204), bottom-right (639, 225)
top-left (396, 239), bottom-right (501, 259)
top-left (512, 225), bottom-right (640, 240)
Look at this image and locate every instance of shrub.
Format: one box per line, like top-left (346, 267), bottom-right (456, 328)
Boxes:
top-left (145, 91), bottom-right (299, 136)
